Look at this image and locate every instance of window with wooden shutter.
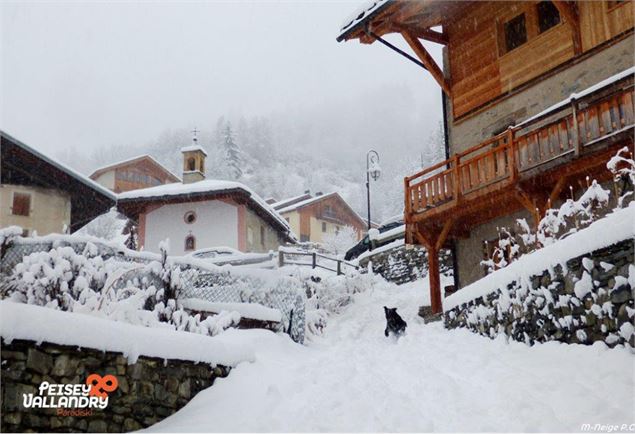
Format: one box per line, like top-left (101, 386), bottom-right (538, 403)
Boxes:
top-left (12, 193), bottom-right (31, 216)
top-left (537, 1), bottom-right (560, 33)
top-left (504, 14), bottom-right (527, 53)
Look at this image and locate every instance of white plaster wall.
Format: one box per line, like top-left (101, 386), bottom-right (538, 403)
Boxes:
top-left (144, 201), bottom-right (238, 256)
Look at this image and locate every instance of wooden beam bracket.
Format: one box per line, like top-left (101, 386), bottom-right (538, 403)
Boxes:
top-left (553, 1), bottom-right (582, 55)
top-left (401, 31), bottom-right (452, 96)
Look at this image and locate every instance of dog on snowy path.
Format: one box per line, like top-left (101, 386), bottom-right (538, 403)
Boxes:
top-left (383, 306), bottom-right (407, 337)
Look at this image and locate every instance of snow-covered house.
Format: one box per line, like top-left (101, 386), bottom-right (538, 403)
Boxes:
top-left (117, 140), bottom-right (295, 255)
top-left (338, 0), bottom-right (634, 313)
top-left (1, 130), bottom-right (116, 235)
top-left (272, 191), bottom-right (367, 243)
top-left (89, 154), bottom-right (181, 193)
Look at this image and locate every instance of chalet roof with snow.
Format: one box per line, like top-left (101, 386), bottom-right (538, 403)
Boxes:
top-left (271, 192), bottom-right (312, 211)
top-left (1, 130), bottom-right (116, 231)
top-left (276, 192), bottom-right (367, 227)
top-left (117, 180), bottom-right (295, 242)
top-left (89, 154), bottom-right (181, 183)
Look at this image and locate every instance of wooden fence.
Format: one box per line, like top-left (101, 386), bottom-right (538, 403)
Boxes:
top-left (277, 250), bottom-right (359, 275)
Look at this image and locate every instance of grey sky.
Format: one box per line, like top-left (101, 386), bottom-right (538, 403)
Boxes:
top-left (1, 1), bottom-right (443, 170)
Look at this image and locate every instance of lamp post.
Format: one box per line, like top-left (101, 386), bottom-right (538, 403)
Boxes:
top-left (366, 150), bottom-right (381, 231)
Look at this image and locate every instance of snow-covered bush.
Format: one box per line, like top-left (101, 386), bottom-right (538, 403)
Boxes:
top-left (290, 267), bottom-right (385, 339)
top-left (607, 146), bottom-right (634, 208)
top-left (75, 207), bottom-right (134, 248)
top-left (321, 226), bottom-right (358, 256)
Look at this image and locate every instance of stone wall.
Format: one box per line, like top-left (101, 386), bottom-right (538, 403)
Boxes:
top-left (445, 239), bottom-right (635, 347)
top-left (1, 339), bottom-right (230, 433)
top-left (358, 244), bottom-right (452, 285)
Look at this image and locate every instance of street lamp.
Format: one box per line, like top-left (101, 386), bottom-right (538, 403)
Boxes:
top-left (366, 150), bottom-right (381, 231)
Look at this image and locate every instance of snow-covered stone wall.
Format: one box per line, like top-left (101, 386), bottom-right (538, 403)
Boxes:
top-left (1, 338), bottom-right (231, 433)
top-left (358, 244), bottom-right (452, 285)
top-left (444, 238), bottom-right (634, 348)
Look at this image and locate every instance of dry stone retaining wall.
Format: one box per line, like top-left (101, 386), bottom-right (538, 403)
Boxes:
top-left (444, 239), bottom-right (635, 347)
top-left (1, 339), bottom-right (230, 432)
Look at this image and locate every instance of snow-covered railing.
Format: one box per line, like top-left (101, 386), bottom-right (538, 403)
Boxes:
top-left (277, 247), bottom-right (359, 275)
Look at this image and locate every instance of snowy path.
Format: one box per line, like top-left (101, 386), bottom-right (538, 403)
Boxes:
top-left (147, 282), bottom-right (634, 432)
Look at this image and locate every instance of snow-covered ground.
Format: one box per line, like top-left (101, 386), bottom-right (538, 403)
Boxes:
top-left (146, 278), bottom-right (634, 433)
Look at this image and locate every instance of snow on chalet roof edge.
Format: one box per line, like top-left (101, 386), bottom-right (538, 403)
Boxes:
top-left (337, 0), bottom-right (392, 41)
top-left (444, 204), bottom-right (635, 311)
top-left (117, 179), bottom-right (293, 235)
top-left (89, 154), bottom-right (181, 181)
top-left (1, 129), bottom-right (116, 201)
top-left (0, 300), bottom-right (255, 366)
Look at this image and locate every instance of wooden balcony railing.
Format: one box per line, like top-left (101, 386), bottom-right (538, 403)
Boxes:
top-left (405, 75), bottom-right (634, 219)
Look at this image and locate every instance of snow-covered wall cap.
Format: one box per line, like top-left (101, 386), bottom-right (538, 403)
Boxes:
top-left (444, 204), bottom-right (635, 311)
top-left (1, 129), bottom-right (116, 201)
top-left (0, 300), bottom-right (254, 366)
top-left (180, 144), bottom-right (208, 156)
top-left (118, 179), bottom-right (294, 238)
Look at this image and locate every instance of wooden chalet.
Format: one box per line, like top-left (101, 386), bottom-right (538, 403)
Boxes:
top-left (89, 155), bottom-right (181, 193)
top-left (338, 1), bottom-right (634, 313)
top-left (1, 131), bottom-right (116, 234)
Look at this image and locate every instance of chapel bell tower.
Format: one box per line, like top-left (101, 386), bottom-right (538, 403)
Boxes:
top-left (181, 128), bottom-right (207, 184)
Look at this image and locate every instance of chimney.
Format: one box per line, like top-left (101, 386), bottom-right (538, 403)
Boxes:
top-left (304, 189), bottom-right (311, 195)
top-left (315, 191), bottom-right (323, 196)
top-left (180, 128), bottom-right (207, 184)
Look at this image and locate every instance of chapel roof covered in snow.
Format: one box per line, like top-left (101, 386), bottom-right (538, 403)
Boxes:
top-left (117, 180), bottom-right (295, 242)
top-left (89, 154), bottom-right (181, 183)
top-left (1, 130), bottom-right (116, 232)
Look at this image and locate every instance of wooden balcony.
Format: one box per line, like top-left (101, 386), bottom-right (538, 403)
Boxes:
top-left (405, 72), bottom-right (634, 314)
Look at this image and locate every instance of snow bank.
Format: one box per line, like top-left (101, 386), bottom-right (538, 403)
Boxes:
top-left (0, 300), bottom-right (254, 366)
top-left (444, 204), bottom-right (635, 310)
top-left (180, 299), bottom-right (282, 323)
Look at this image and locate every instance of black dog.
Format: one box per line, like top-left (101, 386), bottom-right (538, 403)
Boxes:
top-left (383, 306), bottom-right (407, 337)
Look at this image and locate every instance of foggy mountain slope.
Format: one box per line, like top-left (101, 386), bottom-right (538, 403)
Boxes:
top-left (73, 105), bottom-right (444, 224)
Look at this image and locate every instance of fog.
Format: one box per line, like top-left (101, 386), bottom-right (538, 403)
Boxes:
top-left (1, 1), bottom-right (444, 221)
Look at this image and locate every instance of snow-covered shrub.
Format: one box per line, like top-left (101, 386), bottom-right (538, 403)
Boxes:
top-left (291, 267), bottom-right (385, 339)
top-left (482, 175), bottom-right (612, 274)
top-left (321, 226), bottom-right (358, 256)
top-left (607, 146), bottom-right (634, 208)
top-left (75, 207), bottom-right (133, 247)
top-left (4, 242), bottom-right (117, 310)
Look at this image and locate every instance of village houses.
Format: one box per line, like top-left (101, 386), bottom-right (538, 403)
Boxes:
top-left (270, 191), bottom-right (367, 243)
top-left (89, 154), bottom-right (181, 193)
top-left (1, 130), bottom-right (116, 236)
top-left (117, 135), bottom-right (295, 256)
top-left (338, 0), bottom-right (634, 314)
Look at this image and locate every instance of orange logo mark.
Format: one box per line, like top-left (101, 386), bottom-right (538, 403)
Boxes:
top-left (86, 374), bottom-right (118, 398)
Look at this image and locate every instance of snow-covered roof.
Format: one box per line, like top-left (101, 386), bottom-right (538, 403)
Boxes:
top-left (272, 192), bottom-right (312, 211)
top-left (89, 154), bottom-right (181, 182)
top-left (276, 192), bottom-right (338, 214)
top-left (444, 204), bottom-right (635, 311)
top-left (1, 130), bottom-right (116, 200)
top-left (180, 144), bottom-right (208, 156)
top-left (118, 180), bottom-right (294, 239)
top-left (337, 0), bottom-right (392, 42)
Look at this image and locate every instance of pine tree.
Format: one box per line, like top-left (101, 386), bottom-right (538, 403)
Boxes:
top-left (223, 122), bottom-right (243, 179)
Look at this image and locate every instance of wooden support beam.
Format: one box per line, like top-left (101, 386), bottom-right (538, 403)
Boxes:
top-left (401, 31), bottom-right (452, 96)
top-left (415, 231), bottom-right (433, 250)
top-left (553, 1), bottom-right (582, 55)
top-left (427, 245), bottom-right (443, 314)
top-left (515, 188), bottom-right (541, 226)
top-left (435, 217), bottom-right (455, 251)
top-left (394, 23), bottom-right (448, 45)
top-left (548, 176), bottom-right (569, 208)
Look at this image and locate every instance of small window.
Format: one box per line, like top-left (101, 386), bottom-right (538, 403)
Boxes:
top-left (184, 211), bottom-right (197, 224)
top-left (185, 234), bottom-right (196, 251)
top-left (260, 226), bottom-right (265, 247)
top-left (537, 1), bottom-right (560, 33)
top-left (187, 157), bottom-right (196, 171)
top-left (504, 14), bottom-right (527, 53)
top-left (12, 193), bottom-right (31, 216)
top-left (321, 222), bottom-right (327, 232)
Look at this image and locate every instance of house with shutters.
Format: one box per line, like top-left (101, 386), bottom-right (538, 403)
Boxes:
top-left (272, 191), bottom-right (367, 243)
top-left (1, 130), bottom-right (116, 236)
top-left (338, 0), bottom-right (634, 314)
top-left (89, 154), bottom-right (181, 193)
top-left (117, 135), bottom-right (295, 256)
